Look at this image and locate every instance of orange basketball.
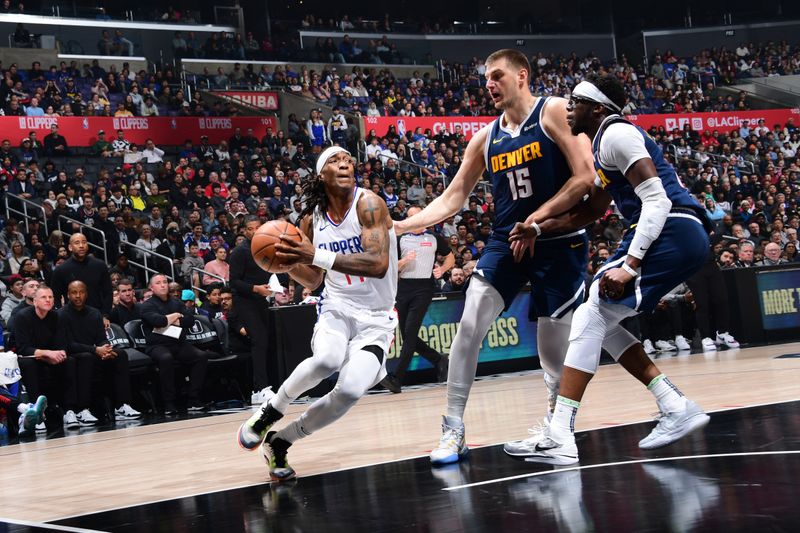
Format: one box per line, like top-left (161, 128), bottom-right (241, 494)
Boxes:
top-left (251, 220), bottom-right (303, 272)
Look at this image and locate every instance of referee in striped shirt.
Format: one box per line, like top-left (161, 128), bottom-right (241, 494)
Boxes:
top-left (382, 207), bottom-right (455, 393)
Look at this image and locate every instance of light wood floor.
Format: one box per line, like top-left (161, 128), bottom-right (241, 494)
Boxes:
top-left (2, 342), bottom-right (799, 522)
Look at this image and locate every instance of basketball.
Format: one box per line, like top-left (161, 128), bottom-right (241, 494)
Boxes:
top-left (251, 220), bottom-right (303, 272)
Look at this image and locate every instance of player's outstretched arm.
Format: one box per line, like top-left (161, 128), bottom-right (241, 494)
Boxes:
top-left (394, 127), bottom-right (489, 235)
top-left (527, 98), bottom-right (596, 222)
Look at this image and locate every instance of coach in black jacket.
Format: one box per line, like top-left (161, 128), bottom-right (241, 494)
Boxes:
top-left (139, 273), bottom-right (208, 414)
top-left (50, 233), bottom-right (113, 320)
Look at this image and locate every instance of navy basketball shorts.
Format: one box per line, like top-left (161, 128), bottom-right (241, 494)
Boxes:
top-left (594, 213), bottom-right (709, 313)
top-left (474, 232), bottom-right (589, 321)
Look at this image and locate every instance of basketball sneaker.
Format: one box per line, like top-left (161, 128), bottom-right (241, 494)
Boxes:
top-left (262, 431), bottom-right (296, 482)
top-left (638, 399), bottom-right (710, 450)
top-left (76, 409), bottom-right (99, 426)
top-left (251, 386), bottom-right (275, 405)
top-left (524, 434), bottom-right (579, 466)
top-left (114, 404), bottom-right (142, 421)
top-left (238, 400), bottom-right (284, 450)
top-left (701, 337), bottom-right (716, 352)
top-left (430, 415), bottom-right (468, 465)
top-left (674, 335), bottom-right (691, 351)
top-left (715, 331), bottom-right (740, 349)
top-left (642, 339), bottom-right (656, 355)
top-left (504, 418), bottom-right (550, 457)
top-left (63, 410), bottom-right (80, 429)
top-left (655, 340), bottom-right (677, 352)
top-left (17, 395), bottom-right (47, 435)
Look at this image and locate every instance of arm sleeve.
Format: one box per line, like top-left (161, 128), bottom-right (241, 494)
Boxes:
top-left (628, 177), bottom-right (672, 260)
top-left (598, 123), bottom-right (652, 174)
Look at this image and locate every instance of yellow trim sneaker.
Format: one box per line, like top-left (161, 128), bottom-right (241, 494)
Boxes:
top-left (430, 415), bottom-right (468, 465)
top-left (262, 431), bottom-right (296, 482)
top-left (237, 400), bottom-right (284, 450)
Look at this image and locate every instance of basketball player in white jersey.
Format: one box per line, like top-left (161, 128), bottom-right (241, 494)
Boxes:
top-left (236, 146), bottom-right (398, 482)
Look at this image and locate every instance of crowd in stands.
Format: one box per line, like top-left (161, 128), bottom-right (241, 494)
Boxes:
top-left (0, 59), bottom-right (243, 118)
top-left (184, 39), bottom-right (800, 119)
top-left (1, 36), bottom-right (799, 440)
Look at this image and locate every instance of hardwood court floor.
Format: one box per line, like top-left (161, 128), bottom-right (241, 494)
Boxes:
top-left (2, 342), bottom-right (799, 523)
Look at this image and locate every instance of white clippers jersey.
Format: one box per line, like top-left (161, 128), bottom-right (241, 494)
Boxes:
top-left (312, 187), bottom-right (398, 312)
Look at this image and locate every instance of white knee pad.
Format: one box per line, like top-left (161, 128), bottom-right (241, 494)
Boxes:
top-left (536, 312), bottom-right (573, 379)
top-left (602, 325), bottom-right (640, 361)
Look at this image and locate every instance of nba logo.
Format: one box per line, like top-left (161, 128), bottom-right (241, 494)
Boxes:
top-left (397, 119), bottom-right (406, 135)
top-left (170, 119), bottom-right (177, 129)
top-left (82, 118), bottom-right (89, 129)
top-left (190, 320), bottom-right (203, 334)
top-left (106, 328), bottom-right (116, 341)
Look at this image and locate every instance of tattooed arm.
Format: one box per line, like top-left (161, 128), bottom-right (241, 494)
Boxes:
top-left (331, 190), bottom-right (393, 278)
top-left (274, 190), bottom-right (394, 279)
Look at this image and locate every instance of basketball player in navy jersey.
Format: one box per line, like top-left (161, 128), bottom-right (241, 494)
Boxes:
top-left (236, 146), bottom-right (398, 481)
top-left (510, 73), bottom-right (711, 465)
top-left (396, 49), bottom-right (605, 465)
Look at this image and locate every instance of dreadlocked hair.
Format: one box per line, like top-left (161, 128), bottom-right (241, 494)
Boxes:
top-left (298, 171), bottom-right (327, 221)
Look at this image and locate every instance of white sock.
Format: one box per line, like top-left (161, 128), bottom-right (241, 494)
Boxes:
top-left (549, 396), bottom-right (579, 442)
top-left (647, 374), bottom-right (687, 413)
top-left (17, 403), bottom-right (31, 415)
top-left (274, 419), bottom-right (309, 444)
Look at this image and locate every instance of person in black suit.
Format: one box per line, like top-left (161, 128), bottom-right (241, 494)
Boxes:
top-left (139, 273), bottom-right (209, 415)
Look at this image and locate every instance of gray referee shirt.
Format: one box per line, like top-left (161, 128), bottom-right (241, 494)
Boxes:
top-left (398, 232), bottom-right (451, 280)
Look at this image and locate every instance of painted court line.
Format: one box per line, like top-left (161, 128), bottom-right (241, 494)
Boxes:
top-left (0, 516), bottom-right (108, 532)
top-left (442, 449), bottom-right (800, 491)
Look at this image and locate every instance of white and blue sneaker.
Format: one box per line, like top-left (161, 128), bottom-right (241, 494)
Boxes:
top-left (430, 415), bottom-right (468, 465)
top-left (523, 434), bottom-right (579, 466)
top-left (504, 418), bottom-right (550, 457)
top-left (639, 399), bottom-right (710, 450)
top-left (17, 395), bottom-right (47, 435)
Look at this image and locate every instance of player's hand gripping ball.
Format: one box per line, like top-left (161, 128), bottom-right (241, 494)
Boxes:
top-left (251, 221), bottom-right (303, 273)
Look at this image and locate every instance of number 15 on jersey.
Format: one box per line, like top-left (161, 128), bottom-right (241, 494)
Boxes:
top-left (506, 168), bottom-right (533, 200)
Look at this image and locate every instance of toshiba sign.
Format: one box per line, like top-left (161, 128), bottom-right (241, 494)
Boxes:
top-left (216, 91), bottom-right (280, 111)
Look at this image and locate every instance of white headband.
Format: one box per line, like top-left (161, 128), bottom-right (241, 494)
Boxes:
top-left (315, 146), bottom-right (352, 175)
top-left (571, 81), bottom-right (622, 113)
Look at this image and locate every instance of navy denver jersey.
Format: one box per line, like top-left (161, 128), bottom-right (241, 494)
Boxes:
top-left (592, 116), bottom-right (703, 222)
top-left (484, 97), bottom-right (572, 238)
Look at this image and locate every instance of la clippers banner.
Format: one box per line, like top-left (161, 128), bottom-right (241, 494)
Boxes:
top-left (214, 91), bottom-right (280, 111)
top-left (386, 291), bottom-right (538, 373)
top-left (627, 108), bottom-right (800, 133)
top-left (364, 109), bottom-right (800, 140)
top-left (363, 116), bottom-right (494, 141)
top-left (2, 116), bottom-right (278, 146)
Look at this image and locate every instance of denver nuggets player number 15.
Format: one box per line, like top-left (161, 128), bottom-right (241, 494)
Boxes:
top-left (395, 49), bottom-right (599, 465)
